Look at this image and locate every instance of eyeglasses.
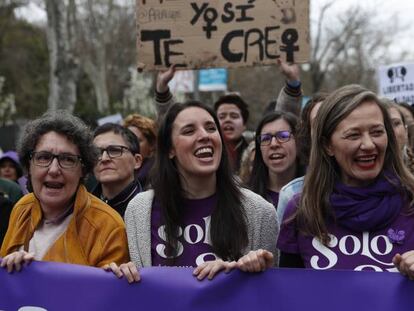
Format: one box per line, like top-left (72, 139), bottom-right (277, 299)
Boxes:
top-left (97, 145), bottom-right (131, 160)
top-left (31, 151), bottom-right (82, 169)
top-left (258, 131), bottom-right (293, 146)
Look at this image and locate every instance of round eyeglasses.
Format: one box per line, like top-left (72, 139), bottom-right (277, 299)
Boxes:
top-left (258, 131), bottom-right (293, 146)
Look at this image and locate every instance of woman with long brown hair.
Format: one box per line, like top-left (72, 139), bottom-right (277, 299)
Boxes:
top-left (277, 85), bottom-right (414, 276)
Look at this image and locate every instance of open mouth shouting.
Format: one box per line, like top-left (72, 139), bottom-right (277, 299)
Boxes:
top-left (222, 124), bottom-right (234, 134)
top-left (194, 146), bottom-right (214, 161)
top-left (43, 181), bottom-right (65, 194)
top-left (268, 152), bottom-right (287, 165)
top-left (354, 154), bottom-right (377, 170)
top-left (269, 153), bottom-right (285, 160)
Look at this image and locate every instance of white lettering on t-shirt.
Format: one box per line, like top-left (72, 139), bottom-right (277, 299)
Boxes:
top-left (310, 234), bottom-right (338, 269)
top-left (338, 235), bottom-right (361, 255)
top-left (156, 216), bottom-right (212, 262)
top-left (202, 216), bottom-right (212, 244)
top-left (156, 225), bottom-right (184, 258)
top-left (370, 235), bottom-right (393, 256)
top-left (196, 252), bottom-right (218, 266)
top-left (183, 224), bottom-right (204, 244)
top-left (310, 232), bottom-right (395, 271)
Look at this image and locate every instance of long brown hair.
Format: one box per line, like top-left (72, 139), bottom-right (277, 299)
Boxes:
top-left (296, 85), bottom-right (414, 244)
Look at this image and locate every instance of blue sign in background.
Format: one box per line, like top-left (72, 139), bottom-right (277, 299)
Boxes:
top-left (198, 68), bottom-right (228, 91)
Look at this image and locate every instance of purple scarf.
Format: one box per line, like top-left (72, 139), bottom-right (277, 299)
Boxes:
top-left (330, 175), bottom-right (405, 232)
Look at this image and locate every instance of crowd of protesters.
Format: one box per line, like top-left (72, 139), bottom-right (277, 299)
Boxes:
top-left (1, 59), bottom-right (414, 283)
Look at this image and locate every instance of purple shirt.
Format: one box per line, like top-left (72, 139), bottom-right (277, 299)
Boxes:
top-left (267, 190), bottom-right (279, 208)
top-left (277, 196), bottom-right (414, 272)
top-left (151, 195), bottom-right (217, 267)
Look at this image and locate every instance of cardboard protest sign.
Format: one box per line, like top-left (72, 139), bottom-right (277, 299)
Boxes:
top-left (136, 0), bottom-right (310, 71)
top-left (378, 63), bottom-right (414, 104)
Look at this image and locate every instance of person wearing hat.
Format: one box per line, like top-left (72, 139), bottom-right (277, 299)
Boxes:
top-left (0, 151), bottom-right (23, 181)
top-left (0, 151), bottom-right (28, 194)
top-left (0, 152), bottom-right (24, 246)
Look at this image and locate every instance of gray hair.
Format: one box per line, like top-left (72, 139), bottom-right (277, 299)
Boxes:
top-left (18, 110), bottom-right (98, 176)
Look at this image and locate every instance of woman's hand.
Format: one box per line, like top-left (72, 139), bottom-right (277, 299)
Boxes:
top-left (156, 65), bottom-right (176, 93)
top-left (0, 250), bottom-right (35, 273)
top-left (277, 59), bottom-right (300, 82)
top-left (237, 249), bottom-right (274, 273)
top-left (102, 261), bottom-right (140, 283)
top-left (393, 251), bottom-right (414, 280)
top-left (193, 259), bottom-right (237, 281)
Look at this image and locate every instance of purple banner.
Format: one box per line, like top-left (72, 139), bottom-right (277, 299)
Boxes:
top-left (0, 261), bottom-right (413, 311)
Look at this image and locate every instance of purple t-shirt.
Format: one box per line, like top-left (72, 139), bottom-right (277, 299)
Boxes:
top-left (267, 190), bottom-right (279, 208)
top-left (151, 195), bottom-right (218, 267)
top-left (277, 196), bottom-right (414, 272)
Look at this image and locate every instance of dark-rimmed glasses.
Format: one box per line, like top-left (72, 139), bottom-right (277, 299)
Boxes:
top-left (259, 131), bottom-right (293, 146)
top-left (31, 151), bottom-right (82, 169)
top-left (97, 145), bottom-right (131, 160)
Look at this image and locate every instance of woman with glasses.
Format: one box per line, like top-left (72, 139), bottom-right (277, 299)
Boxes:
top-left (0, 110), bottom-right (129, 272)
top-left (248, 111), bottom-right (304, 208)
top-left (92, 123), bottom-right (142, 217)
top-left (105, 101), bottom-right (278, 282)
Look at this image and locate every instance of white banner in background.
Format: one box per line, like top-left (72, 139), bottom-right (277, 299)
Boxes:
top-left (169, 70), bottom-right (194, 93)
top-left (378, 63), bottom-right (414, 104)
top-left (97, 113), bottom-right (123, 126)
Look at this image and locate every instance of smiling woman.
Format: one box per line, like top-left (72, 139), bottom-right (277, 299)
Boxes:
top-left (276, 85), bottom-right (414, 277)
top-left (105, 101), bottom-right (279, 283)
top-left (0, 110), bottom-right (129, 272)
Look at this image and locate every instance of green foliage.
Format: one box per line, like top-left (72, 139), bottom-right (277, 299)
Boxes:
top-left (0, 7), bottom-right (49, 118)
top-left (0, 5), bottom-right (49, 119)
top-left (0, 76), bottom-right (16, 126)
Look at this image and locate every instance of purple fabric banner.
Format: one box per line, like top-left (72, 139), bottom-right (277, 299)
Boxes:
top-left (0, 261), bottom-right (413, 311)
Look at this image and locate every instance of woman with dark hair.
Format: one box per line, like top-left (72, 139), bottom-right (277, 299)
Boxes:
top-left (276, 85), bottom-right (414, 276)
top-left (106, 101), bottom-right (278, 282)
top-left (248, 111), bottom-right (303, 207)
top-left (1, 110), bottom-right (129, 271)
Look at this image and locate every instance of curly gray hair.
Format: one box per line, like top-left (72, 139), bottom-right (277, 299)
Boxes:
top-left (18, 110), bottom-right (98, 177)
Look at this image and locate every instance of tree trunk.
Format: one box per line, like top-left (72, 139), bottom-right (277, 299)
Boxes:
top-left (45, 0), bottom-right (78, 112)
top-left (83, 47), bottom-right (109, 113)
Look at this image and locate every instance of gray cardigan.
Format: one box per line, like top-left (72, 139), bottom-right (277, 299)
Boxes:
top-left (124, 188), bottom-right (279, 267)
